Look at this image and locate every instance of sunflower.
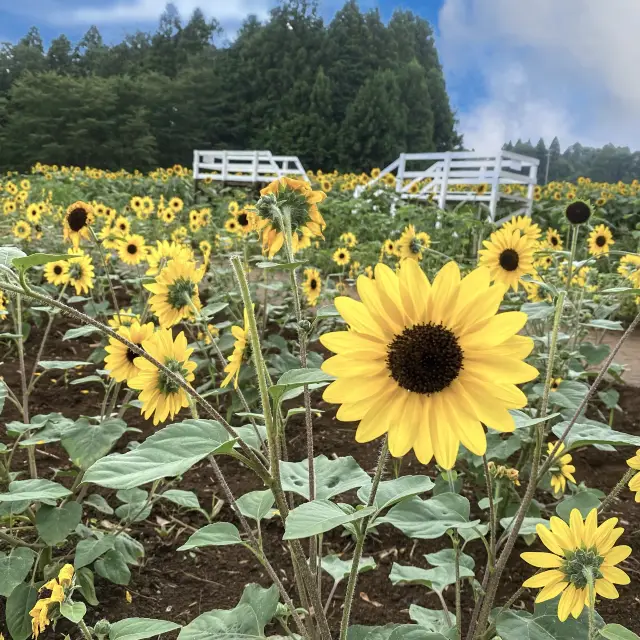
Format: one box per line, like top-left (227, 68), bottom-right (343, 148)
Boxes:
top-left (107, 307), bottom-right (140, 329)
top-left (104, 321), bottom-right (155, 382)
top-left (44, 260), bottom-right (70, 286)
top-left (550, 377), bottom-right (563, 392)
top-left (302, 268), bottom-right (322, 306)
top-left (20, 178), bottom-right (30, 191)
top-left (0, 290), bottom-right (6, 314)
top-left (198, 324), bottom-right (219, 345)
top-left (565, 200), bottom-right (592, 225)
top-left (588, 224), bottom-right (614, 256)
top-left (67, 251), bottom-right (95, 295)
top-left (199, 240), bottom-right (212, 263)
top-left (145, 259), bottom-right (205, 328)
top-left (168, 197), bottom-right (184, 213)
top-left (225, 218), bottom-right (240, 235)
top-left (3, 200), bottom-right (16, 215)
top-left (228, 200), bottom-right (239, 215)
top-left (5, 182), bottom-right (18, 195)
top-left (128, 329), bottom-right (197, 425)
top-left (333, 247), bottom-right (351, 266)
top-left (364, 265), bottom-right (374, 279)
top-left (63, 201), bottom-right (94, 246)
top-left (130, 196), bottom-right (143, 214)
top-left (221, 310), bottom-right (249, 388)
top-left (546, 228), bottom-right (563, 250)
top-left (383, 239), bottom-right (397, 256)
top-left (321, 179), bottom-right (332, 192)
top-left (233, 208), bottom-right (256, 235)
top-left (521, 509), bottom-right (630, 622)
top-left (26, 203), bottom-right (41, 224)
top-left (535, 254), bottom-right (554, 271)
top-left (340, 232), bottom-right (358, 248)
top-left (546, 441), bottom-right (576, 496)
top-left (114, 216), bottom-right (130, 236)
top-left (29, 565), bottom-right (74, 638)
top-left (596, 197), bottom-right (607, 207)
top-left (13, 220), bottom-right (31, 240)
top-left (141, 196), bottom-right (154, 216)
top-left (398, 225), bottom-right (431, 261)
top-left (523, 281), bottom-right (544, 303)
top-left (626, 450), bottom-right (640, 501)
top-left (118, 234), bottom-right (147, 266)
top-left (501, 215), bottom-right (542, 242)
top-left (371, 167), bottom-right (381, 178)
top-left (479, 228), bottom-right (537, 291)
top-left (146, 240), bottom-right (194, 276)
top-left (618, 254), bottom-right (640, 288)
top-left (320, 261), bottom-right (538, 468)
top-left (255, 177), bottom-right (326, 258)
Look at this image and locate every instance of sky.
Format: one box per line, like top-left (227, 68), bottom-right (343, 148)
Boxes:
top-left (1, 0), bottom-right (639, 152)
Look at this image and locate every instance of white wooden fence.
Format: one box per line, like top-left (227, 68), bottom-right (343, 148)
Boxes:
top-left (192, 150), bottom-right (308, 184)
top-left (355, 151), bottom-right (539, 222)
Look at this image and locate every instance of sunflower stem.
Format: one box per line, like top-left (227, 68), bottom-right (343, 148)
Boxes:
top-left (89, 226), bottom-right (121, 320)
top-left (585, 569), bottom-right (596, 639)
top-left (482, 456), bottom-right (496, 567)
top-left (599, 468), bottom-right (635, 514)
top-left (339, 437), bottom-right (388, 640)
top-left (454, 534), bottom-right (462, 640)
top-left (565, 224), bottom-right (579, 298)
top-left (77, 618), bottom-right (94, 640)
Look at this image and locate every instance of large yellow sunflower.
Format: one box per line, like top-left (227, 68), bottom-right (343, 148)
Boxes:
top-left (333, 247), bottom-right (351, 266)
top-left (63, 201), bottom-right (95, 246)
top-left (501, 214), bottom-right (542, 242)
top-left (29, 565), bottom-right (73, 638)
top-left (26, 203), bottom-right (41, 224)
top-left (128, 329), bottom-right (197, 425)
top-left (232, 207), bottom-right (257, 235)
top-left (107, 307), bottom-right (140, 329)
top-left (221, 310), bottom-right (249, 389)
top-left (320, 261), bottom-right (538, 468)
top-left (340, 232), bottom-right (358, 248)
top-left (302, 268), bottom-right (322, 306)
top-left (145, 259), bottom-right (205, 328)
top-left (397, 225), bottom-right (431, 261)
top-left (521, 509), bottom-right (630, 622)
top-left (146, 240), bottom-right (194, 276)
top-left (67, 250), bottom-right (95, 295)
top-left (44, 260), bottom-right (70, 286)
top-left (256, 177), bottom-right (326, 258)
top-left (479, 228), bottom-right (537, 291)
top-left (588, 224), bottom-right (614, 256)
top-left (626, 450), bottom-right (640, 501)
top-left (118, 234), bottom-right (147, 266)
top-left (546, 441), bottom-right (576, 496)
top-left (104, 321), bottom-right (155, 382)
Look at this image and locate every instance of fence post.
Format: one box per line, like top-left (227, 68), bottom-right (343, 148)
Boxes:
top-left (526, 162), bottom-right (538, 215)
top-left (438, 152), bottom-right (451, 210)
top-left (221, 150), bottom-right (228, 183)
top-left (488, 152), bottom-right (502, 222)
top-left (192, 150), bottom-right (199, 199)
top-left (396, 153), bottom-right (406, 193)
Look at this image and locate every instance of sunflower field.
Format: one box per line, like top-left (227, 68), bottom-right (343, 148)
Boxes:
top-left (2, 164), bottom-right (640, 640)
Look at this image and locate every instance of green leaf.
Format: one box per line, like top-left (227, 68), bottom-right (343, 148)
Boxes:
top-left (74, 536), bottom-right (115, 569)
top-left (316, 305), bottom-right (339, 318)
top-left (547, 380), bottom-right (590, 411)
top-left (160, 489), bottom-right (201, 510)
top-left (0, 548), bottom-right (37, 597)
top-left (109, 618), bottom-right (182, 640)
top-left (379, 494), bottom-right (480, 539)
top-left (63, 325), bottom-right (102, 340)
top-left (71, 375), bottom-right (106, 386)
top-left (580, 343), bottom-right (610, 366)
top-left (0, 379), bottom-right (7, 415)
top-left (409, 605), bottom-right (456, 634)
top-left (321, 554), bottom-right (376, 583)
top-left (358, 475), bottom-right (435, 512)
top-left (76, 567), bottom-right (99, 606)
top-left (500, 517), bottom-right (549, 536)
top-left (599, 624), bottom-right (640, 639)
top-left (35, 502), bottom-right (82, 545)
top-left (283, 500), bottom-right (376, 540)
top-left (281, 455), bottom-right (369, 500)
top-left (511, 411), bottom-right (561, 429)
top-left (83, 418), bottom-right (234, 489)
top-left (0, 246), bottom-right (26, 268)
top-left (582, 318), bottom-right (623, 331)
top-left (256, 260), bottom-right (306, 270)
top-left (12, 253), bottom-right (78, 270)
top-left (178, 603), bottom-right (262, 640)
top-left (238, 583), bottom-right (280, 634)
top-left (552, 422), bottom-right (640, 450)
top-left (556, 489), bottom-right (602, 520)
top-left (37, 360), bottom-right (92, 370)
top-left (598, 388), bottom-right (620, 410)
top-left (347, 623), bottom-right (450, 640)
top-left (84, 494), bottom-right (114, 515)
top-left (60, 601), bottom-right (87, 623)
top-left (269, 368), bottom-right (334, 403)
top-left (95, 549), bottom-right (131, 585)
top-left (112, 532), bottom-right (144, 566)
top-left (0, 479), bottom-right (71, 504)
top-left (237, 489), bottom-right (275, 521)
top-left (522, 301), bottom-right (554, 321)
top-left (424, 549), bottom-right (475, 571)
top-left (389, 562), bottom-right (474, 593)
top-left (62, 418), bottom-right (127, 470)
top-left (6, 583), bottom-right (38, 640)
top-left (178, 523), bottom-right (243, 551)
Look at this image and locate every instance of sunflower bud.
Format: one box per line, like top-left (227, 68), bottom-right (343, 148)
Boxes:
top-left (93, 620), bottom-right (111, 638)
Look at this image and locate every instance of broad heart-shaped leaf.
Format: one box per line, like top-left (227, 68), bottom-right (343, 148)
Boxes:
top-left (178, 603), bottom-right (262, 640)
top-left (0, 245), bottom-right (26, 267)
top-left (424, 549), bottom-right (475, 571)
top-left (269, 368), bottom-right (335, 403)
top-left (409, 605), bottom-right (456, 634)
top-left (84, 494), bottom-right (114, 515)
top-left (83, 419), bottom-right (234, 489)
top-left (358, 475), bottom-right (435, 512)
top-left (598, 388), bottom-right (620, 410)
top-left (109, 618), bottom-right (182, 640)
top-left (321, 554), bottom-right (376, 583)
top-left (580, 342), bottom-right (610, 366)
top-left (6, 582), bottom-right (38, 640)
top-left (496, 597), bottom-right (603, 639)
top-left (0, 479), bottom-right (71, 505)
top-left (61, 418), bottom-right (127, 470)
top-left (283, 500), bottom-right (376, 540)
top-left (63, 325), bottom-right (103, 340)
top-left (238, 583), bottom-right (279, 634)
top-left (60, 601), bottom-right (87, 623)
top-left (0, 548), bottom-right (37, 597)
top-left (551, 421), bottom-right (640, 450)
top-left (556, 489), bottom-right (602, 520)
top-left (582, 318), bottom-right (623, 331)
top-left (237, 489), bottom-right (275, 521)
top-left (113, 532), bottom-right (144, 566)
top-left (12, 253), bottom-right (77, 270)
top-left (160, 489), bottom-right (201, 510)
top-left (389, 562), bottom-right (474, 593)
top-left (178, 523), bottom-right (243, 551)
top-left (280, 455), bottom-right (370, 500)
top-left (94, 549), bottom-right (131, 585)
top-left (35, 501), bottom-right (82, 545)
top-left (599, 624), bottom-right (640, 639)
top-left (500, 517), bottom-right (549, 537)
top-left (37, 360), bottom-right (92, 370)
top-left (74, 536), bottom-right (115, 569)
top-left (378, 493), bottom-right (480, 539)
top-left (347, 624), bottom-right (451, 640)
top-left (547, 380), bottom-right (590, 411)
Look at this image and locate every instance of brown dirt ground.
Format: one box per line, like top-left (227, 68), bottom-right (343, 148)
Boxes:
top-left (3, 322), bottom-right (640, 637)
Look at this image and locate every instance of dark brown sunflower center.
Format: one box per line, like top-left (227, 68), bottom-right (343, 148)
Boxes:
top-left (499, 248), bottom-right (520, 271)
top-left (53, 265), bottom-right (63, 275)
top-left (126, 348), bottom-right (137, 363)
top-left (237, 213), bottom-right (249, 227)
top-left (39, 588), bottom-right (53, 599)
top-left (310, 279), bottom-right (318, 290)
top-left (550, 235), bottom-right (559, 246)
top-left (595, 235), bottom-right (606, 247)
top-left (565, 201), bottom-right (592, 224)
top-left (386, 322), bottom-right (463, 394)
top-left (127, 243), bottom-right (138, 254)
top-left (67, 207), bottom-right (88, 232)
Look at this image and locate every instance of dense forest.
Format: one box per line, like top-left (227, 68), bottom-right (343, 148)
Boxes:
top-left (0, 0), bottom-right (460, 173)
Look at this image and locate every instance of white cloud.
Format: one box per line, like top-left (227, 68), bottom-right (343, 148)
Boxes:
top-left (439, 0), bottom-right (640, 150)
top-left (66, 0), bottom-right (271, 25)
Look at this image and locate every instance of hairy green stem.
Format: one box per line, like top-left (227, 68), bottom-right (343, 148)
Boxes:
top-left (599, 468), bottom-right (636, 513)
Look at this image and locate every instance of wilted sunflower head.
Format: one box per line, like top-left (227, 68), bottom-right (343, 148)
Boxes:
top-left (565, 199), bottom-right (592, 224)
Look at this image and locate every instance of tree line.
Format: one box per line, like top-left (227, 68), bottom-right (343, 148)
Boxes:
top-left (0, 0), bottom-right (460, 174)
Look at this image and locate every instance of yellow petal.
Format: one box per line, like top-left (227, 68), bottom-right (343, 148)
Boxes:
top-left (595, 579), bottom-right (619, 599)
top-left (557, 584), bottom-right (578, 622)
top-left (521, 552), bottom-right (563, 568)
top-left (603, 545), bottom-right (632, 566)
top-left (523, 569), bottom-right (565, 589)
top-left (536, 523), bottom-right (565, 556)
top-left (600, 565), bottom-right (630, 585)
top-left (535, 580), bottom-right (568, 603)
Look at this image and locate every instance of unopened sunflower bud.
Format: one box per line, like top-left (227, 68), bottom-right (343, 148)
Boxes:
top-left (93, 619), bottom-right (111, 638)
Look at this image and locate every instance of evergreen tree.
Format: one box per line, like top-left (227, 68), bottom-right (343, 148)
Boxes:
top-left (397, 60), bottom-right (435, 153)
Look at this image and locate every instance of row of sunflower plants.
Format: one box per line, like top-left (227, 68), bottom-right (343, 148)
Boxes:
top-left (1, 169), bottom-right (640, 639)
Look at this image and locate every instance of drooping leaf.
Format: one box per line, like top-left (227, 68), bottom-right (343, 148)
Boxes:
top-left (0, 246), bottom-right (26, 268)
top-left (238, 583), bottom-right (280, 634)
top-left (6, 582), bottom-right (38, 640)
top-left (63, 325), bottom-right (103, 340)
top-left (0, 479), bottom-right (71, 505)
top-left (409, 605), bottom-right (456, 634)
top-left (178, 523), bottom-right (243, 551)
top-left (236, 489), bottom-right (275, 521)
top-left (551, 422), bottom-right (640, 450)
top-left (37, 360), bottom-right (92, 370)
top-left (389, 562), bottom-right (473, 593)
top-left (357, 475), bottom-right (435, 512)
top-left (284, 500), bottom-right (376, 540)
top-left (269, 368), bottom-right (334, 403)
top-left (84, 494), bottom-right (114, 515)
top-left (177, 603), bottom-right (262, 640)
top-left (94, 549), bottom-right (131, 585)
top-left (61, 418), bottom-right (127, 470)
top-left (321, 554), bottom-right (376, 583)
top-left (500, 517), bottom-right (549, 537)
top-left (76, 567), bottom-right (99, 606)
top-left (109, 618), bottom-right (182, 640)
top-left (74, 536), bottom-right (115, 569)
top-left (35, 502), bottom-right (82, 545)
top-left (12, 253), bottom-right (77, 270)
top-left (160, 489), bottom-right (201, 510)
top-left (60, 601), bottom-right (87, 623)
